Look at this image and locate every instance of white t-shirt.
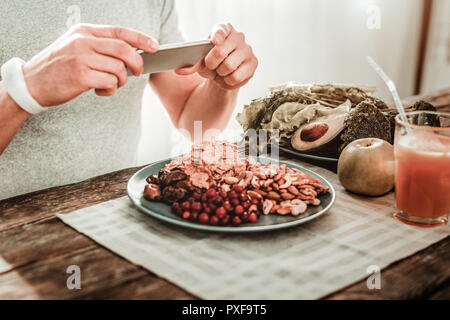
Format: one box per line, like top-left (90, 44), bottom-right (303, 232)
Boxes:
top-left (0, 0), bottom-right (184, 200)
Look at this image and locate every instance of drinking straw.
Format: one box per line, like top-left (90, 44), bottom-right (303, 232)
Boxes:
top-left (366, 56), bottom-right (410, 131)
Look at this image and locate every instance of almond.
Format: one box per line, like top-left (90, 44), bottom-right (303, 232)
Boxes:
top-left (287, 185), bottom-right (299, 195)
top-left (276, 207), bottom-right (291, 215)
top-left (267, 191), bottom-right (281, 200)
top-left (248, 190), bottom-right (262, 200)
top-left (255, 189), bottom-right (268, 197)
top-left (281, 192), bottom-right (295, 200)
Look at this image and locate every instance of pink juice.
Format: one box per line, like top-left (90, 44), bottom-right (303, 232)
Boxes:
top-left (394, 131), bottom-right (450, 225)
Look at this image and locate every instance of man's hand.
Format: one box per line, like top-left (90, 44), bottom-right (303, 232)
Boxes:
top-left (22, 23), bottom-right (158, 107)
top-left (175, 23), bottom-right (258, 90)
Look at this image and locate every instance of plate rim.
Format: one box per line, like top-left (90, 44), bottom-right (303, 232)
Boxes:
top-left (127, 158), bottom-right (336, 233)
top-left (279, 146), bottom-right (338, 162)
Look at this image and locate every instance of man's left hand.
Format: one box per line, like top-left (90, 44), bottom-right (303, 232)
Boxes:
top-left (175, 23), bottom-right (258, 90)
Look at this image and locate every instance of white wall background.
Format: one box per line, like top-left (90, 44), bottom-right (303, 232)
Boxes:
top-left (421, 0), bottom-right (450, 93)
top-left (138, 0), bottom-right (425, 165)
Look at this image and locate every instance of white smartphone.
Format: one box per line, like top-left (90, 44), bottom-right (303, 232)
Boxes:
top-left (135, 40), bottom-right (214, 75)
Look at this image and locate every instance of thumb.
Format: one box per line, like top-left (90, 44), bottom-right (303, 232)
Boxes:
top-left (175, 59), bottom-right (203, 75)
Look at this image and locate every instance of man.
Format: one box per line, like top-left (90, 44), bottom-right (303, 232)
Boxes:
top-left (0, 0), bottom-right (258, 200)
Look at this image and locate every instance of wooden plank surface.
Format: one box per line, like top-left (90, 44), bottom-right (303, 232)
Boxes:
top-left (0, 88), bottom-right (449, 299)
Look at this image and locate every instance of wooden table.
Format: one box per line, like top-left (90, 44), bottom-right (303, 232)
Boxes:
top-left (1, 89), bottom-right (449, 300)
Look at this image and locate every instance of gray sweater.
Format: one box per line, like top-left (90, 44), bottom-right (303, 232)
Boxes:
top-left (0, 0), bottom-right (184, 200)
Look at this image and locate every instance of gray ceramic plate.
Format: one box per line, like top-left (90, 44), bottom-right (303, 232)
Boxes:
top-left (127, 158), bottom-right (336, 233)
top-left (279, 146), bottom-right (338, 162)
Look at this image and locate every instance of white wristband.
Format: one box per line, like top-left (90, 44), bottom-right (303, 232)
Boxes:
top-left (1, 58), bottom-right (46, 114)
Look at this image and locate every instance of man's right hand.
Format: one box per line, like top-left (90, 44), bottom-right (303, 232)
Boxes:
top-left (22, 24), bottom-right (159, 107)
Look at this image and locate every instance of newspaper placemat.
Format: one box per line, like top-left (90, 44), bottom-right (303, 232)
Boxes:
top-left (57, 160), bottom-right (450, 299)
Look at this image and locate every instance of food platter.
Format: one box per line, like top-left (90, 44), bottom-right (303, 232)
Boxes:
top-left (279, 146), bottom-right (338, 162)
top-left (127, 157), bottom-right (336, 233)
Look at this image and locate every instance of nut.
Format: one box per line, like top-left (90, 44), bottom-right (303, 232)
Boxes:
top-left (255, 189), bottom-right (268, 197)
top-left (281, 192), bottom-right (295, 200)
top-left (248, 190), bottom-right (263, 200)
top-left (249, 204), bottom-right (258, 213)
top-left (251, 176), bottom-right (260, 189)
top-left (262, 199), bottom-right (273, 215)
top-left (267, 191), bottom-right (281, 201)
top-left (272, 182), bottom-right (280, 191)
top-left (224, 176), bottom-right (239, 185)
top-left (291, 201), bottom-right (307, 216)
top-left (263, 179), bottom-right (274, 188)
top-left (279, 175), bottom-right (293, 189)
top-left (300, 122), bottom-right (329, 142)
top-left (311, 198), bottom-right (321, 206)
top-left (271, 204), bottom-right (280, 214)
top-left (280, 200), bottom-right (292, 207)
top-left (221, 184), bottom-right (231, 193)
top-left (287, 185), bottom-right (299, 195)
top-left (253, 171), bottom-right (267, 180)
top-left (276, 207), bottom-right (291, 215)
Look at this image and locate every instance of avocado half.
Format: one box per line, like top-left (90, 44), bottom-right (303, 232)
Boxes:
top-left (291, 112), bottom-right (346, 158)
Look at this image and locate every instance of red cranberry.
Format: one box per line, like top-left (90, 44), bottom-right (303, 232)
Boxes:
top-left (182, 211), bottom-right (191, 219)
top-left (232, 216), bottom-right (242, 227)
top-left (181, 201), bottom-right (190, 211)
top-left (228, 190), bottom-right (238, 199)
top-left (242, 201), bottom-right (251, 210)
top-left (242, 212), bottom-right (249, 221)
top-left (250, 199), bottom-right (259, 205)
top-left (248, 213), bottom-right (258, 223)
top-left (191, 202), bottom-right (202, 212)
top-left (210, 216), bottom-right (219, 226)
top-left (208, 203), bottom-right (217, 212)
top-left (223, 201), bottom-right (233, 212)
top-left (204, 207), bottom-right (211, 214)
top-left (213, 196), bottom-right (223, 206)
top-left (191, 212), bottom-right (198, 221)
top-left (233, 185), bottom-right (244, 193)
top-left (234, 205), bottom-right (244, 216)
top-left (201, 193), bottom-right (208, 203)
top-left (206, 188), bottom-right (217, 198)
top-left (199, 213), bottom-right (210, 225)
top-left (219, 191), bottom-right (228, 199)
top-left (216, 207), bottom-right (227, 219)
top-left (239, 192), bottom-right (248, 202)
top-left (220, 215), bottom-right (231, 225)
top-left (231, 198), bottom-right (240, 207)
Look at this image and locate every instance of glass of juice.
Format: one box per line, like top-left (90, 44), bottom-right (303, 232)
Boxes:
top-left (394, 111), bottom-right (450, 227)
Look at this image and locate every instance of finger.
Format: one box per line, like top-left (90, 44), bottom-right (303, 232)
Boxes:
top-left (216, 46), bottom-right (249, 77)
top-left (205, 30), bottom-right (244, 71)
top-left (223, 59), bottom-right (257, 87)
top-left (95, 88), bottom-right (116, 96)
top-left (90, 37), bottom-right (143, 76)
top-left (210, 23), bottom-right (233, 46)
top-left (174, 59), bottom-right (203, 75)
top-left (80, 24), bottom-right (158, 52)
top-left (88, 54), bottom-right (128, 88)
top-left (84, 69), bottom-right (118, 94)
top-left (215, 76), bottom-right (250, 90)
